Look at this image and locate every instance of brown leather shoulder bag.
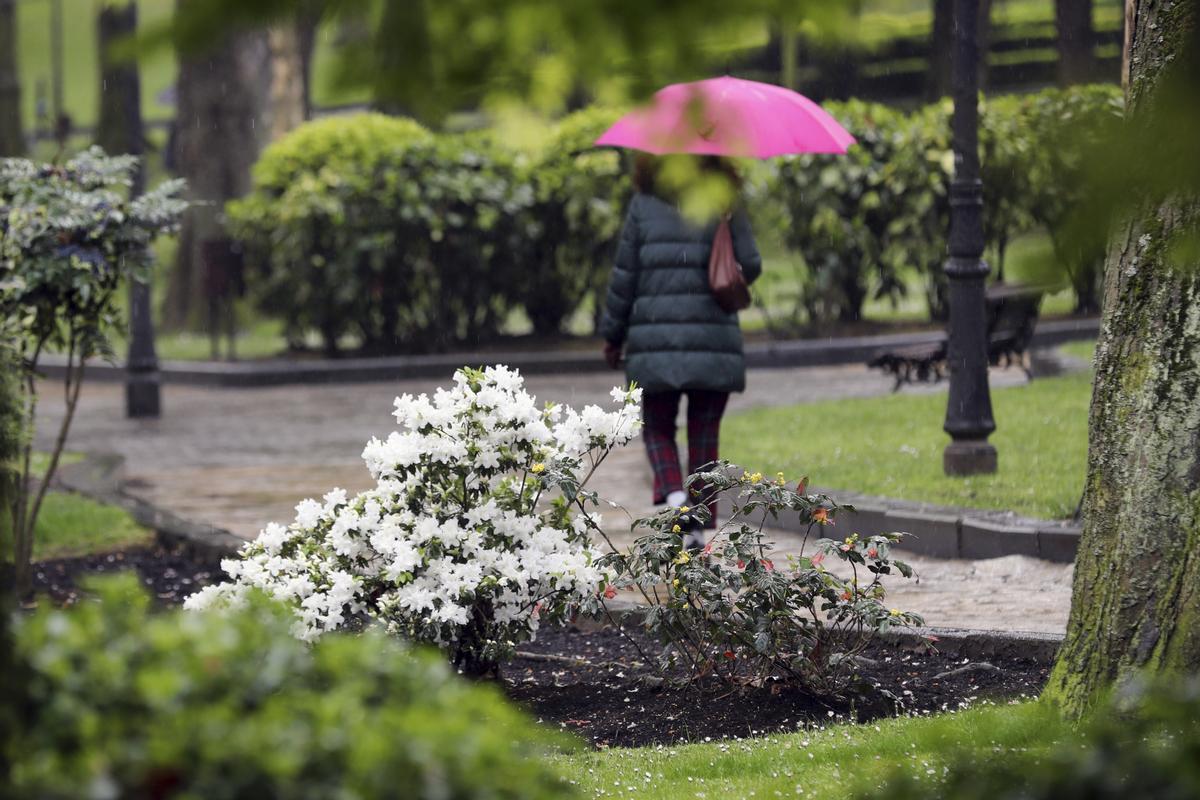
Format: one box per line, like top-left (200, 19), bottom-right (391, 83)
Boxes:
top-left (708, 214), bottom-right (751, 313)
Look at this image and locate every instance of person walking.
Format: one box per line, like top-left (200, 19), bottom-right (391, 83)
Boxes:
top-left (599, 155), bottom-right (762, 548)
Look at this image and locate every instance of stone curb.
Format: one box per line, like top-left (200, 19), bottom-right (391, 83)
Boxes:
top-left (40, 317), bottom-right (1099, 388)
top-left (735, 489), bottom-right (1081, 563)
top-left (601, 599), bottom-right (1063, 665)
top-left (56, 454), bottom-right (244, 563)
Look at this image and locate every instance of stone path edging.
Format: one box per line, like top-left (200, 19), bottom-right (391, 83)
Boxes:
top-left (734, 487), bottom-right (1081, 563)
top-left (55, 452), bottom-right (1069, 656)
top-left (56, 454), bottom-right (244, 562)
top-left (41, 317), bottom-right (1099, 388)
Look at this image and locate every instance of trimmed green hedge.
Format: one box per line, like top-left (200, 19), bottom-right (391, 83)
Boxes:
top-left (228, 114), bottom-right (535, 355)
top-left (8, 576), bottom-right (571, 798)
top-left (228, 86), bottom-right (1122, 350)
top-left (523, 107), bottom-right (631, 335)
top-left (762, 85), bottom-right (1123, 328)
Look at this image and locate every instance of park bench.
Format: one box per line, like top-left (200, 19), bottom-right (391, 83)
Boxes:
top-left (868, 284), bottom-right (1044, 391)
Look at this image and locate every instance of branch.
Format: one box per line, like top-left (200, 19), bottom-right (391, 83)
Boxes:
top-left (26, 332), bottom-right (87, 552)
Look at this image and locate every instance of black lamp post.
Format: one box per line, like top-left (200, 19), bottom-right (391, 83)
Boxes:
top-left (97, 0), bottom-right (161, 419)
top-left (942, 0), bottom-right (996, 476)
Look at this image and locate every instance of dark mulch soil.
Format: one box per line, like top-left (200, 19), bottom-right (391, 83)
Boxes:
top-left (504, 625), bottom-right (1048, 748)
top-left (31, 546), bottom-right (1048, 749)
top-left (30, 545), bottom-right (226, 607)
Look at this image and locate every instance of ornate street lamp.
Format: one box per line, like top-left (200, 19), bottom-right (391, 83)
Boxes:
top-left (942, 0), bottom-right (996, 475)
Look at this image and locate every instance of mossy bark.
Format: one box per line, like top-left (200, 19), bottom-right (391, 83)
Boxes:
top-left (1044, 0), bottom-right (1200, 718)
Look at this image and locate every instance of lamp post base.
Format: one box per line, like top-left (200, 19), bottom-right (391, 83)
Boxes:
top-left (944, 439), bottom-right (997, 476)
top-left (125, 370), bottom-right (161, 419)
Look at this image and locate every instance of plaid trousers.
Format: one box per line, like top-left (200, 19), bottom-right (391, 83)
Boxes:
top-left (642, 389), bottom-right (730, 527)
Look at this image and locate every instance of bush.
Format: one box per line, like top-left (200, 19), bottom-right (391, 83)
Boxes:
top-left (1023, 85), bottom-right (1125, 313)
top-left (768, 100), bottom-right (914, 327)
top-left (765, 85), bottom-right (1122, 327)
top-left (867, 677), bottom-right (1200, 799)
top-left (228, 114), bottom-right (536, 355)
top-left (524, 107), bottom-right (632, 335)
top-left (9, 576), bottom-right (571, 799)
top-left (601, 464), bottom-right (924, 694)
top-left (0, 148), bottom-right (185, 592)
top-left (189, 366), bottom-right (640, 675)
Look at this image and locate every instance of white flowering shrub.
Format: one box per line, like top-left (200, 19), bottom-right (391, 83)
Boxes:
top-left (187, 366), bottom-right (641, 674)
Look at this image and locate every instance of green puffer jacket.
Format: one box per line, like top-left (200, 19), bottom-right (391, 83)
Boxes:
top-left (599, 192), bottom-right (762, 393)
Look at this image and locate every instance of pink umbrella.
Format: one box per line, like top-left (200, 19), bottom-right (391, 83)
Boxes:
top-left (595, 76), bottom-right (854, 158)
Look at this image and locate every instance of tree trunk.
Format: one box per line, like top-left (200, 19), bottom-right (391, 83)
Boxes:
top-left (1044, 0), bottom-right (1200, 718)
top-left (929, 0), bottom-right (954, 99)
top-left (0, 0), bottom-right (24, 156)
top-left (96, 1), bottom-right (143, 170)
top-left (929, 0), bottom-right (991, 97)
top-left (977, 0), bottom-right (994, 90)
top-left (267, 23), bottom-right (307, 142)
top-left (1057, 0), bottom-right (1096, 85)
top-left (163, 3), bottom-right (270, 331)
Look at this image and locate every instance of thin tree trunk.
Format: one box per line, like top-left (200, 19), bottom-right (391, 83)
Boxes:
top-left (163, 2), bottom-right (269, 331)
top-left (1044, 0), bottom-right (1200, 718)
top-left (0, 0), bottom-right (24, 155)
top-left (1057, 0), bottom-right (1096, 85)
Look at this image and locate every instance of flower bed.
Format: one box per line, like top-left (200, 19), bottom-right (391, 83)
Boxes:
top-left (509, 625), bottom-right (1048, 748)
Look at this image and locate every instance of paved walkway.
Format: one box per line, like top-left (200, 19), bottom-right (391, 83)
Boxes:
top-left (36, 361), bottom-right (1071, 633)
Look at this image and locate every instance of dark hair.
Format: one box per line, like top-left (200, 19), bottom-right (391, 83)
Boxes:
top-left (632, 154), bottom-right (742, 198)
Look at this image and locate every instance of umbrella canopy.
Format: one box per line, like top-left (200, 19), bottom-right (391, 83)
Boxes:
top-left (595, 76), bottom-right (855, 158)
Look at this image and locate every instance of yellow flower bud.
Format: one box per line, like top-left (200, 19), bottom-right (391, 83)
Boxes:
top-left (672, 524), bottom-right (682, 533)
top-left (531, 463), bottom-right (546, 474)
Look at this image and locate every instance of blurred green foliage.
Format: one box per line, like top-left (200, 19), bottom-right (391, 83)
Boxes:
top-left (8, 575), bottom-right (572, 799)
top-left (865, 677), bottom-right (1200, 799)
top-left (153, 0), bottom-right (850, 124)
top-left (1021, 85), bottom-right (1126, 312)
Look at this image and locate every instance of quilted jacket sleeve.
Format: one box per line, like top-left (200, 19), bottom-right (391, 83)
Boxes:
top-left (598, 197), bottom-right (642, 345)
top-left (729, 207), bottom-right (763, 285)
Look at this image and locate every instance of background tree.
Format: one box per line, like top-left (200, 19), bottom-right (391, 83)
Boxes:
top-left (929, 0), bottom-right (954, 98)
top-left (97, 1), bottom-right (144, 173)
top-left (1044, 0), bottom-right (1200, 717)
top-left (0, 0), bottom-right (24, 156)
top-left (1057, 0), bottom-right (1095, 85)
top-left (928, 0), bottom-right (992, 97)
top-left (162, 2), bottom-right (270, 330)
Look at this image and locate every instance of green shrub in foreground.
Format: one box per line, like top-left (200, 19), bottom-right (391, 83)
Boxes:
top-left (866, 678), bottom-right (1200, 799)
top-left (9, 575), bottom-right (571, 799)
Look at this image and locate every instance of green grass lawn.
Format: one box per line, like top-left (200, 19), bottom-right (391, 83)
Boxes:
top-left (557, 701), bottom-right (1061, 800)
top-left (723, 369), bottom-right (1091, 519)
top-left (16, 452), bottom-right (153, 561)
top-left (32, 491), bottom-right (153, 560)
